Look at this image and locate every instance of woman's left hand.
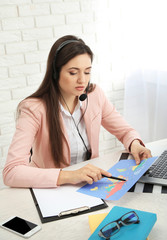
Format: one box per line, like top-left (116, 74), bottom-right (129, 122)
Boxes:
top-left (130, 139), bottom-right (152, 165)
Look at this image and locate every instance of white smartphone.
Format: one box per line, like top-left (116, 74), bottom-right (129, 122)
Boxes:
top-left (0, 216), bottom-right (41, 238)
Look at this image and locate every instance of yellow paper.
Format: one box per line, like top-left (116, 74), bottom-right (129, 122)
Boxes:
top-left (88, 213), bottom-right (108, 234)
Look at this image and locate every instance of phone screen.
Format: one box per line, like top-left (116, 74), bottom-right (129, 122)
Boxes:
top-left (2, 217), bottom-right (37, 235)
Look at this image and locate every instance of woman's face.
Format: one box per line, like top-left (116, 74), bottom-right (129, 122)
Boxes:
top-left (59, 53), bottom-right (92, 100)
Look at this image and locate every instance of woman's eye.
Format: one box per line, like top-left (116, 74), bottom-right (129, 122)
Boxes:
top-left (69, 72), bottom-right (77, 75)
top-left (85, 72), bottom-right (91, 75)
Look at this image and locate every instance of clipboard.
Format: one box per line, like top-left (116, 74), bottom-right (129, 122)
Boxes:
top-left (30, 185), bottom-right (108, 223)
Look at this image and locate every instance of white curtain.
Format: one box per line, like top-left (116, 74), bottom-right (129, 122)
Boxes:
top-left (120, 0), bottom-right (167, 142)
top-left (124, 71), bottom-right (167, 142)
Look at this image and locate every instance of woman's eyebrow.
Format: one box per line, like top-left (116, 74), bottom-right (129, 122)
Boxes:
top-left (68, 66), bottom-right (92, 70)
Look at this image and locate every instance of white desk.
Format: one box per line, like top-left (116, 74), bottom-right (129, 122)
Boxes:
top-left (0, 139), bottom-right (167, 240)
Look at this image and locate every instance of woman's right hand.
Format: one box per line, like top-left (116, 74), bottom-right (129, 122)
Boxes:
top-left (57, 163), bottom-right (112, 185)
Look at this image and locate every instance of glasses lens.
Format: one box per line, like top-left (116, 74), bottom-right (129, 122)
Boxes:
top-left (121, 211), bottom-right (138, 225)
top-left (101, 222), bottom-right (119, 238)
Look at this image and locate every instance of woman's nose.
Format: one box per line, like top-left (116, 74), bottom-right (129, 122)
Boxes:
top-left (77, 72), bottom-right (87, 83)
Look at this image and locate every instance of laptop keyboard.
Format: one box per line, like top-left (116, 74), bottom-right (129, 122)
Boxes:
top-left (144, 150), bottom-right (167, 179)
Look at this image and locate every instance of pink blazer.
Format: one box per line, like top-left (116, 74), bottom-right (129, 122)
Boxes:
top-left (3, 85), bottom-right (142, 188)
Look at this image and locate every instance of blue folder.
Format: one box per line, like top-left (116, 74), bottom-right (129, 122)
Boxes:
top-left (88, 206), bottom-right (157, 240)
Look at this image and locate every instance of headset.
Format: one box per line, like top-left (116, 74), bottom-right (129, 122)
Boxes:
top-left (53, 40), bottom-right (78, 81)
top-left (53, 39), bottom-right (91, 160)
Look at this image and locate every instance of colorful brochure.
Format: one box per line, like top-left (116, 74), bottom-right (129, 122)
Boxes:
top-left (78, 157), bottom-right (157, 200)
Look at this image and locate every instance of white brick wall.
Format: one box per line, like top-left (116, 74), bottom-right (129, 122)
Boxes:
top-left (0, 0), bottom-right (125, 188)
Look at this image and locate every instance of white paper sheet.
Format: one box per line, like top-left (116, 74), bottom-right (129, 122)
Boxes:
top-left (32, 185), bottom-right (103, 218)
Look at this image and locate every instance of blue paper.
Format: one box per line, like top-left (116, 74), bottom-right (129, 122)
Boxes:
top-left (77, 157), bottom-right (157, 200)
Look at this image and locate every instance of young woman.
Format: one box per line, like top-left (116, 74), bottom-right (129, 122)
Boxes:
top-left (3, 35), bottom-right (151, 188)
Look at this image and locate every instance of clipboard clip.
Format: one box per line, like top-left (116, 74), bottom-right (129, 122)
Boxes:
top-left (58, 206), bottom-right (90, 217)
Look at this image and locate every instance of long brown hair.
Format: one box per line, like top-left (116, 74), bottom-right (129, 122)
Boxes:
top-left (25, 35), bottom-right (94, 167)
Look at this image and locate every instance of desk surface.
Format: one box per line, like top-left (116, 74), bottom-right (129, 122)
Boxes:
top-left (0, 139), bottom-right (167, 240)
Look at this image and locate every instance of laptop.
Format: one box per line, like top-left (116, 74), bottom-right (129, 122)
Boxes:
top-left (138, 150), bottom-right (167, 186)
top-left (119, 150), bottom-right (167, 186)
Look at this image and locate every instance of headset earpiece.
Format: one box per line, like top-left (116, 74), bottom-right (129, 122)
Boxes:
top-left (53, 72), bottom-right (57, 81)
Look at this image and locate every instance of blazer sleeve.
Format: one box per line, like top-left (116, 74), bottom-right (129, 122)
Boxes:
top-left (97, 86), bottom-right (143, 150)
top-left (3, 100), bottom-right (60, 188)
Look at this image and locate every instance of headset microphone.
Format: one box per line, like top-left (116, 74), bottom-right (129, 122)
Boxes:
top-left (79, 82), bottom-right (90, 101)
top-left (79, 93), bottom-right (87, 101)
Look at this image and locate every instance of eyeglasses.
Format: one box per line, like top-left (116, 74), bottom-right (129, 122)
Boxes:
top-left (98, 211), bottom-right (140, 239)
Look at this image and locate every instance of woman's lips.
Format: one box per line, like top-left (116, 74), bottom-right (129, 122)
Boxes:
top-left (75, 87), bottom-right (85, 91)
